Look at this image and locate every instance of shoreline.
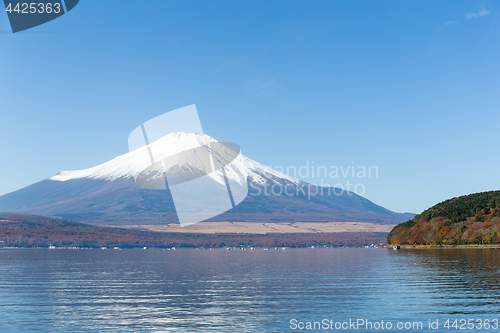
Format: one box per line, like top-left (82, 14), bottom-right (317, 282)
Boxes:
top-left (382, 244), bottom-right (500, 249)
top-left (121, 222), bottom-right (396, 234)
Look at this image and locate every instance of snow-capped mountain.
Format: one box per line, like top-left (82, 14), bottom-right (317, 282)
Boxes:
top-left (0, 133), bottom-right (414, 226)
top-left (51, 132), bottom-right (299, 187)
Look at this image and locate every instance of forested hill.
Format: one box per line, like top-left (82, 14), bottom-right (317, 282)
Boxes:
top-left (388, 190), bottom-right (500, 245)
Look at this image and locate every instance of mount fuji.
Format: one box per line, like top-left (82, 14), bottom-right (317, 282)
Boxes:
top-left (0, 133), bottom-right (414, 227)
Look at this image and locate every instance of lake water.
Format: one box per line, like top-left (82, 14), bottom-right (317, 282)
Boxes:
top-left (0, 248), bottom-right (499, 332)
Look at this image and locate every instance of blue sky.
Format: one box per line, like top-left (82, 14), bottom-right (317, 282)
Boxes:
top-left (1, 0), bottom-right (499, 214)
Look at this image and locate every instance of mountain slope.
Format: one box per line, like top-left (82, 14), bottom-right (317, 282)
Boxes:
top-left (0, 133), bottom-right (414, 226)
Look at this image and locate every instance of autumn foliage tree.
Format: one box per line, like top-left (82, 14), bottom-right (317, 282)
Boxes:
top-left (388, 191), bottom-right (500, 245)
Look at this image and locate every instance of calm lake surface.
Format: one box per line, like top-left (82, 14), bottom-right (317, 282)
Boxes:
top-left (0, 248), bottom-right (499, 332)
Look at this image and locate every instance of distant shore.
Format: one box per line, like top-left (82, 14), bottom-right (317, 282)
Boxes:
top-left (0, 214), bottom-right (390, 248)
top-left (122, 222), bottom-right (396, 234)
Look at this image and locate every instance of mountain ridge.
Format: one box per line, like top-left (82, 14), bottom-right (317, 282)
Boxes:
top-left (0, 133), bottom-right (414, 226)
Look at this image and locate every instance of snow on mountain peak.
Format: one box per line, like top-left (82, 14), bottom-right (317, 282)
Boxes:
top-left (49, 132), bottom-right (300, 185)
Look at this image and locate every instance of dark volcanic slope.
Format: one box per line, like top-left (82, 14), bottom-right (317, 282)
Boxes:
top-left (0, 176), bottom-right (414, 226)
